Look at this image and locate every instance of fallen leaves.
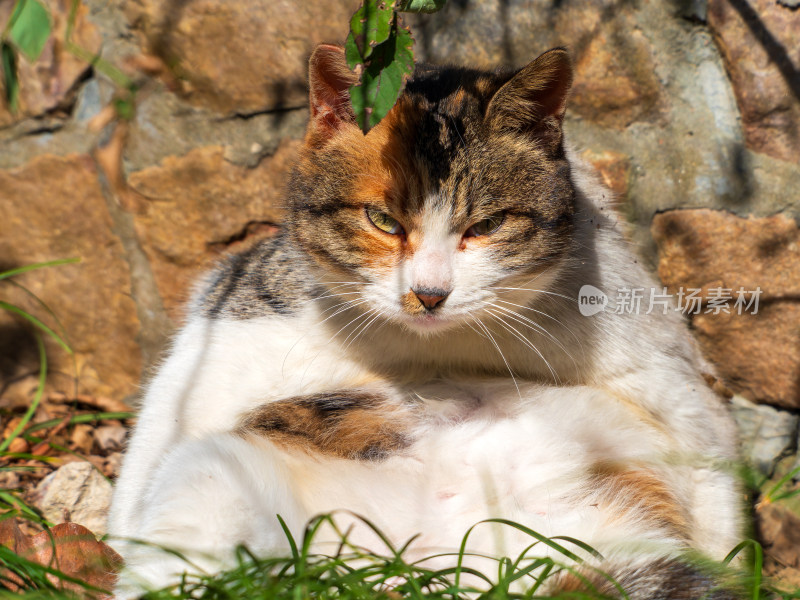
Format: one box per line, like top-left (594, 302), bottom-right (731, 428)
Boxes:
top-left (0, 520), bottom-right (122, 597)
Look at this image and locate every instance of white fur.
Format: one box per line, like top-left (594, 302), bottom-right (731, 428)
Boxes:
top-left (109, 150), bottom-right (741, 597)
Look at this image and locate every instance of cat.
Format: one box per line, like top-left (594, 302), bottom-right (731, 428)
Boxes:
top-left (108, 45), bottom-right (742, 599)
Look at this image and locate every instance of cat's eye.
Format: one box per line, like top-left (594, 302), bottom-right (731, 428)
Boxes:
top-left (465, 213), bottom-right (505, 237)
top-left (366, 208), bottom-right (404, 235)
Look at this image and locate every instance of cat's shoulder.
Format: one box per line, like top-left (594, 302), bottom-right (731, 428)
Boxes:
top-left (190, 232), bottom-right (318, 321)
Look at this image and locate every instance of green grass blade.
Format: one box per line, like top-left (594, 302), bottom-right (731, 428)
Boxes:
top-left (0, 333), bottom-right (46, 453)
top-left (0, 301), bottom-right (71, 353)
top-left (763, 464), bottom-right (800, 503)
top-left (483, 519), bottom-right (584, 563)
top-left (4, 280), bottom-right (73, 354)
top-left (276, 514), bottom-right (299, 562)
top-left (0, 258), bottom-right (80, 281)
top-left (22, 411), bottom-right (135, 436)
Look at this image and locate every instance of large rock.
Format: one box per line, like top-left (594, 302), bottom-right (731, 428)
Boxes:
top-left (124, 0), bottom-right (360, 114)
top-left (129, 141), bottom-right (299, 318)
top-left (0, 154), bottom-right (142, 403)
top-left (708, 0), bottom-right (800, 163)
top-left (0, 0), bottom-right (101, 128)
top-left (652, 209), bottom-right (800, 408)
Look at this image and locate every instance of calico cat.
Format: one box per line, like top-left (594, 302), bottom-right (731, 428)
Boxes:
top-left (108, 45), bottom-right (742, 598)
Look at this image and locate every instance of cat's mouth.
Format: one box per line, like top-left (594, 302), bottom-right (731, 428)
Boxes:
top-left (401, 311), bottom-right (458, 334)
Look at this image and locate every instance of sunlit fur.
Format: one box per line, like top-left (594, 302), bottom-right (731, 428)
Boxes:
top-left (109, 46), bottom-right (742, 599)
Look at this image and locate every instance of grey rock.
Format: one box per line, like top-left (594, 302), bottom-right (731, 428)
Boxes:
top-left (730, 395), bottom-right (799, 476)
top-left (123, 89), bottom-right (309, 173)
top-left (34, 462), bottom-right (113, 536)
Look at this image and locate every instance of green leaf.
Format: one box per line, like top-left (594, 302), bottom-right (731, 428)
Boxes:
top-left (396, 0), bottom-right (447, 13)
top-left (348, 0), bottom-right (395, 62)
top-left (348, 15), bottom-right (415, 133)
top-left (1, 42), bottom-right (19, 112)
top-left (8, 0), bottom-right (51, 61)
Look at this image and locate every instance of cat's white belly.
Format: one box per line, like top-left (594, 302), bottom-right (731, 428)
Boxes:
top-left (276, 382), bottom-right (680, 565)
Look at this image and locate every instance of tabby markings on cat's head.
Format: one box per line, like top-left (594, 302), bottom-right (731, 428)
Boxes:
top-left (288, 45), bottom-right (576, 335)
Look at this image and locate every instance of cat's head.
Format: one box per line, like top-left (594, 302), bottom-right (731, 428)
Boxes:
top-left (288, 45), bottom-right (575, 335)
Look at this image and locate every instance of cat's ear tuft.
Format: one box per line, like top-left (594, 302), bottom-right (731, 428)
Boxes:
top-left (486, 48), bottom-right (573, 148)
top-left (307, 44), bottom-right (360, 145)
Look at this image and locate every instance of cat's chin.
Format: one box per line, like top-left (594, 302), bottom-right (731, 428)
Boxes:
top-left (400, 313), bottom-right (460, 335)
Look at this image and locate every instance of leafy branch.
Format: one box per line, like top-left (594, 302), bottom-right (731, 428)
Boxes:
top-left (1, 0), bottom-right (136, 117)
top-left (344, 0), bottom-right (447, 133)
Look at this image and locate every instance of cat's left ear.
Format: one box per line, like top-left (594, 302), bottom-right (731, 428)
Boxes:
top-left (486, 48), bottom-right (573, 150)
top-left (307, 44), bottom-right (359, 146)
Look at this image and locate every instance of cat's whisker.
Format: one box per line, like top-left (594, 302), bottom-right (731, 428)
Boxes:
top-left (487, 302), bottom-right (575, 364)
top-left (280, 297), bottom-right (369, 377)
top-left (490, 286), bottom-right (575, 303)
top-left (469, 314), bottom-right (522, 399)
top-left (485, 308), bottom-right (560, 385)
top-left (311, 290), bottom-right (366, 304)
top-left (340, 307), bottom-right (380, 347)
top-left (493, 298), bottom-right (585, 353)
top-left (319, 299), bottom-right (370, 323)
top-left (343, 308), bottom-right (386, 351)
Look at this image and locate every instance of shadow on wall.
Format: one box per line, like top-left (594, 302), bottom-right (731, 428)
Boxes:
top-left (725, 0), bottom-right (800, 105)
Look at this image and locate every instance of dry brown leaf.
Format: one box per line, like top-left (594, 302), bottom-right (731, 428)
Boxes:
top-left (24, 523), bottom-right (123, 597)
top-left (69, 425), bottom-right (95, 455)
top-left (0, 518), bottom-right (33, 554)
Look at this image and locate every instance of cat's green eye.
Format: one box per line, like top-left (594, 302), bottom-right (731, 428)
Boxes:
top-left (465, 213), bottom-right (505, 237)
top-left (366, 208), bottom-right (403, 235)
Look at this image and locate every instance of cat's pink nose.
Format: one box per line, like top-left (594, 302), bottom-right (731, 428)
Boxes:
top-left (412, 288), bottom-right (450, 310)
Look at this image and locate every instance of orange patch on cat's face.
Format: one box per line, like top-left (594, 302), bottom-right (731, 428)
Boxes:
top-left (328, 107), bottom-right (420, 270)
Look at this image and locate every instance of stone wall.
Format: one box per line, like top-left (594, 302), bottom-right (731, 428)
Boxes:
top-left (1, 0), bottom-right (799, 582)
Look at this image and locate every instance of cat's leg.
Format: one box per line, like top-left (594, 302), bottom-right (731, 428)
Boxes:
top-left (112, 433), bottom-right (307, 599)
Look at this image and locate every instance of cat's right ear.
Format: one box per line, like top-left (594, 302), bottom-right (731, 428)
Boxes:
top-left (307, 45), bottom-right (359, 146)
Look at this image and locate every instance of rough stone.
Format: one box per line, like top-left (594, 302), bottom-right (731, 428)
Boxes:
top-left (124, 0), bottom-right (360, 115)
top-left (129, 141), bottom-right (299, 318)
top-left (34, 462), bottom-right (113, 535)
top-left (411, 0), bottom-right (664, 129)
top-left (0, 0), bottom-right (102, 128)
top-left (123, 88), bottom-right (309, 173)
top-left (757, 503), bottom-right (800, 571)
top-left (729, 395), bottom-right (799, 476)
top-left (708, 0), bottom-right (800, 163)
top-left (580, 149), bottom-right (632, 202)
top-left (0, 154), bottom-right (142, 403)
top-left (652, 209), bottom-right (800, 408)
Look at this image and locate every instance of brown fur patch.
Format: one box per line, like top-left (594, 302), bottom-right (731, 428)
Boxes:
top-left (401, 290), bottom-right (425, 315)
top-left (589, 462), bottom-right (690, 540)
top-left (551, 558), bottom-right (737, 600)
top-left (237, 390), bottom-right (414, 461)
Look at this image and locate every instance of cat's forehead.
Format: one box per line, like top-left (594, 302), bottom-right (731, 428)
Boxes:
top-left (359, 64), bottom-right (514, 194)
